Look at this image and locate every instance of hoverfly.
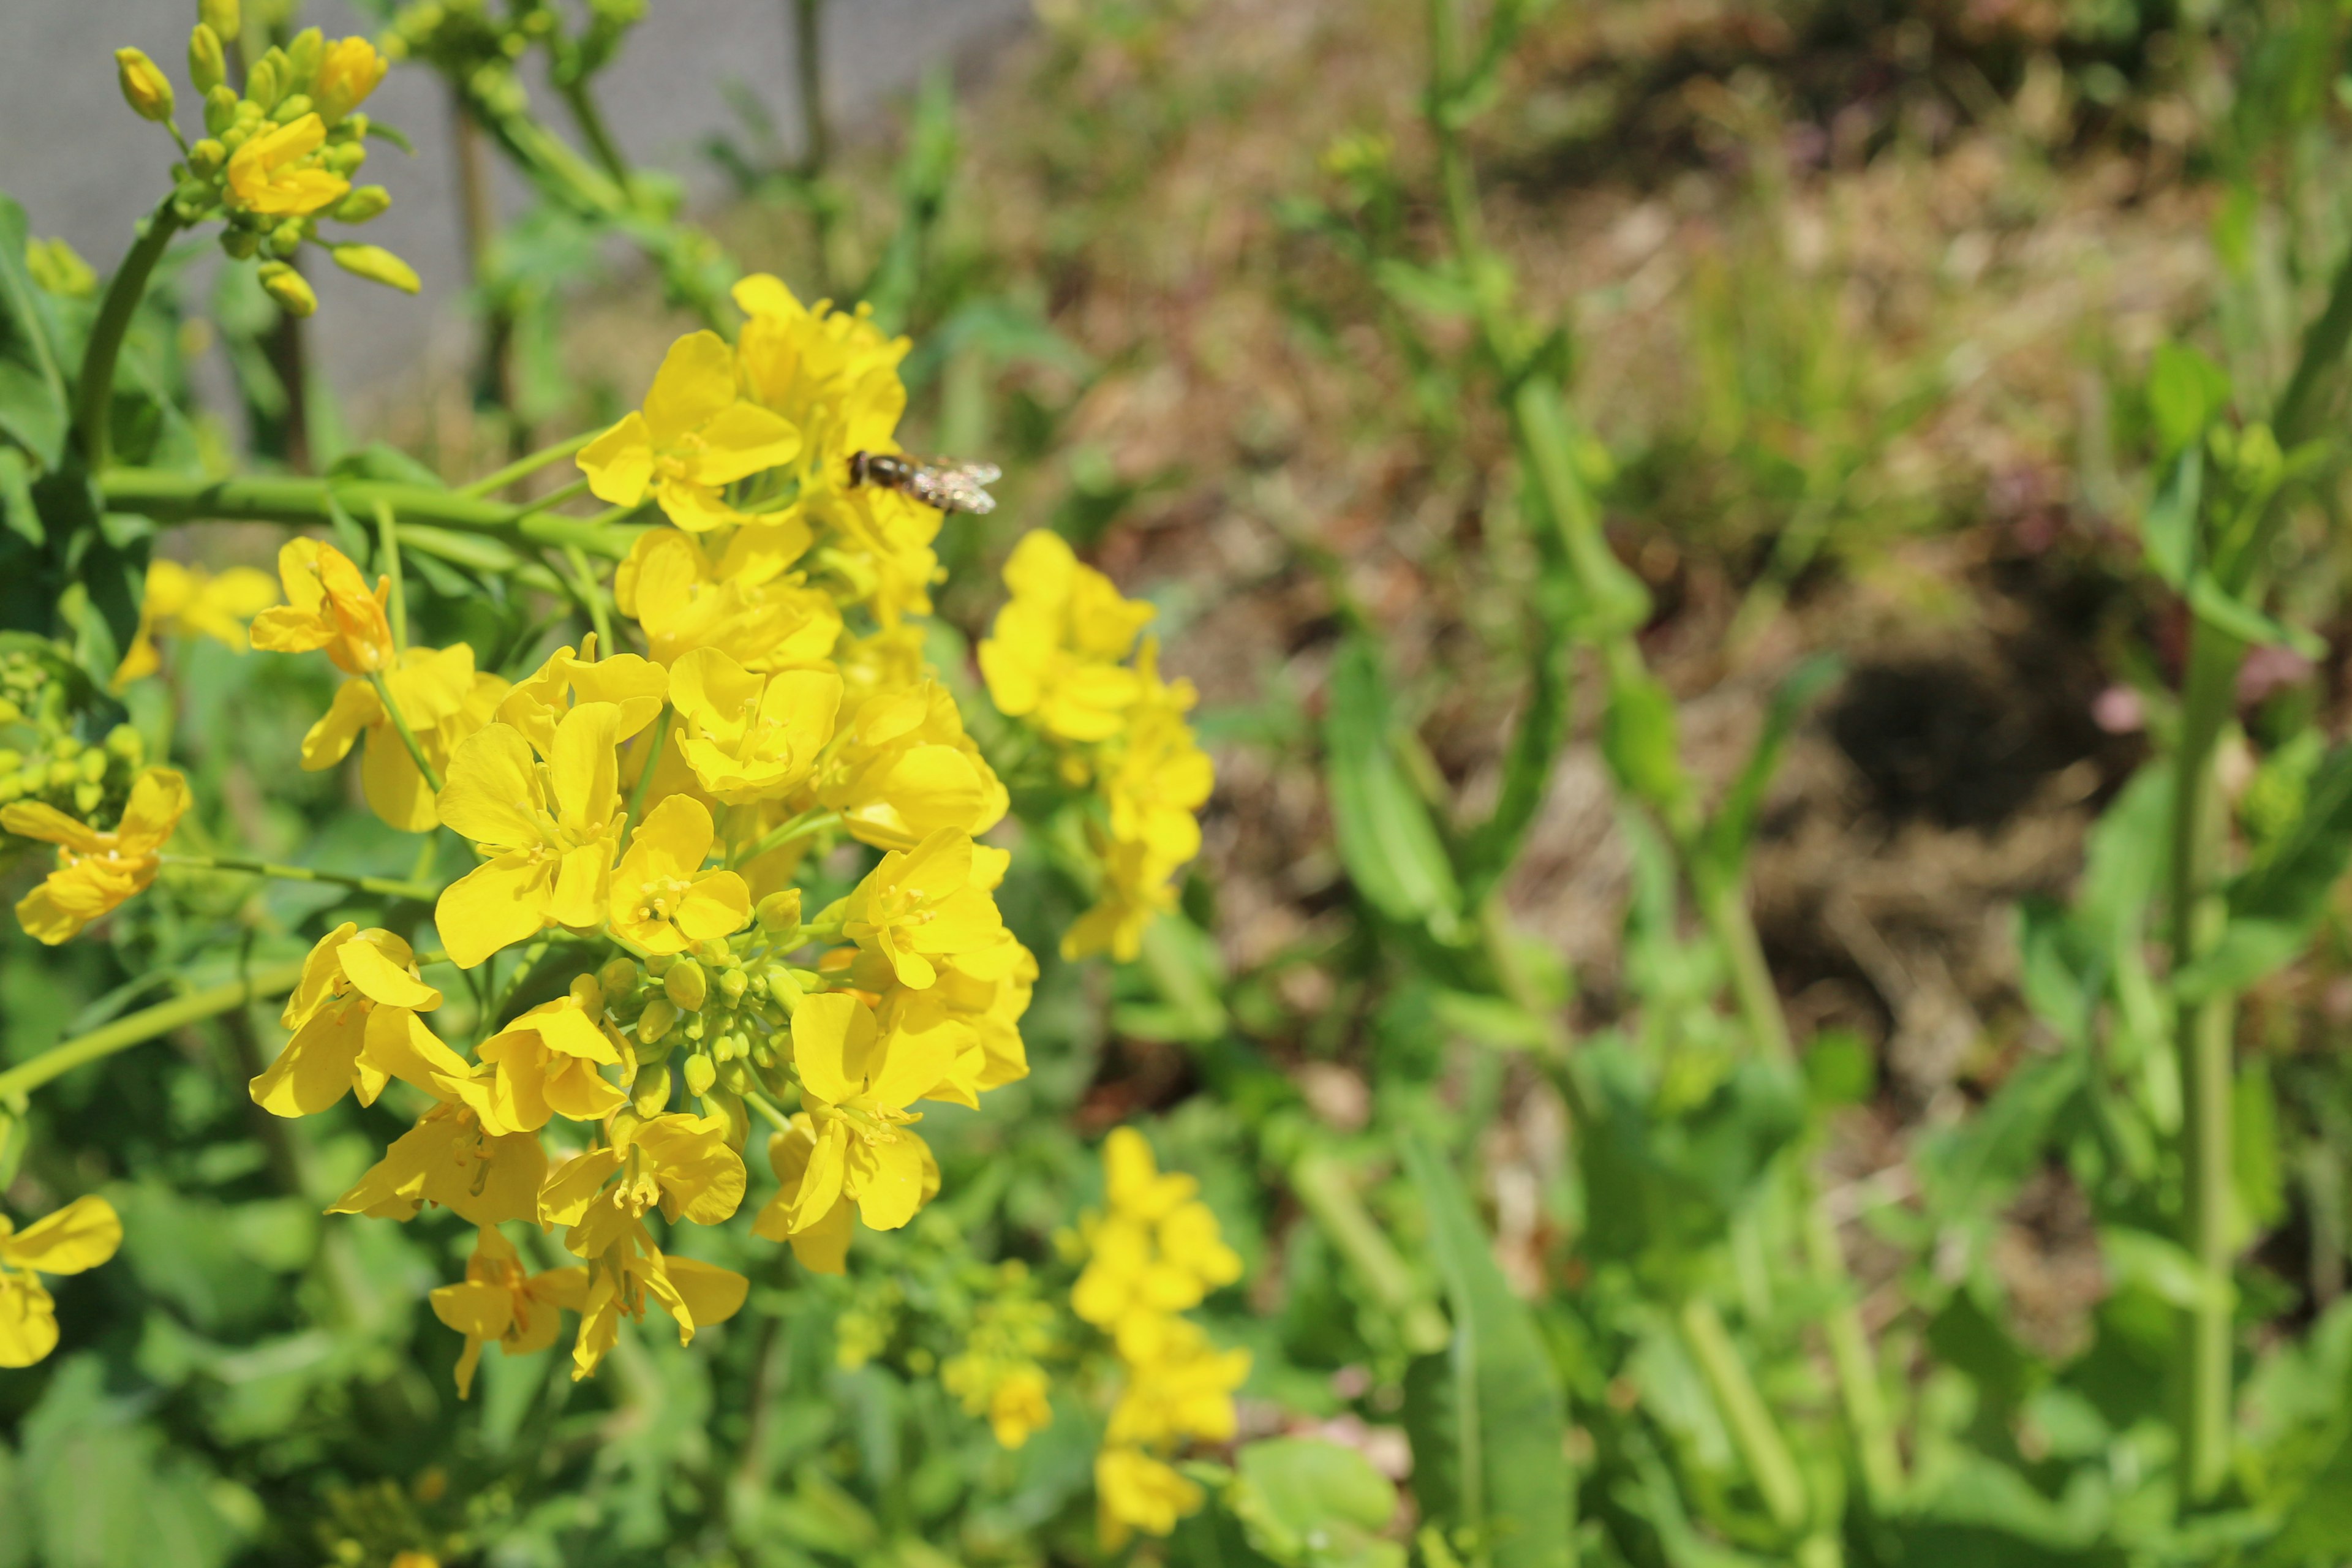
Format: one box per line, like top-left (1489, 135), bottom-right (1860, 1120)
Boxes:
top-left (847, 450), bottom-right (1001, 516)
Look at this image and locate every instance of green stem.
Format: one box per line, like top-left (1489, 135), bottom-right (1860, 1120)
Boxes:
top-left (558, 79), bottom-right (633, 186)
top-left (367, 670), bottom-right (445, 794)
top-left (99, 469), bottom-right (641, 558)
top-left (163, 854), bottom-right (440, 903)
top-left (374, 498), bottom-right (408, 655)
top-left (76, 197), bottom-right (184, 472)
top-left (729, 808), bottom-right (841, 869)
top-left (564, 543), bottom-right (615, 652)
top-left (1679, 1295), bottom-right (1812, 1537)
top-left (1804, 1202), bottom-right (1905, 1510)
top-left (2168, 614), bottom-right (2243, 1504)
top-left (1699, 873), bottom-right (1793, 1065)
top-left (458, 429), bottom-right (596, 498)
top-left (622, 704), bottom-right (673, 839)
top-left (0, 959), bottom-right (307, 1104)
top-left (743, 1087), bottom-right (794, 1135)
top-left (1290, 1152), bottom-right (1453, 1355)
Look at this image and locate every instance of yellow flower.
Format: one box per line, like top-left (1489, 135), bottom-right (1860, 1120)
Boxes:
top-left (578, 331), bottom-right (802, 533)
top-left (1106, 643), bottom-right (1213, 866)
top-left (760, 992), bottom-right (957, 1236)
top-left (1106, 1313), bottom-right (1249, 1447)
top-left (609, 794), bottom-right (752, 955)
top-left (667, 647), bottom-right (842, 803)
top-left (312, 36), bottom-right (388, 123)
top-left (225, 113), bottom-right (350, 217)
top-left (2, 766), bottom-right (190, 944)
top-left (979, 531), bottom-right (1156, 742)
top-left (881, 934), bottom-right (1036, 1099)
top-left (329, 1101), bottom-right (549, 1227)
top-left (113, 559), bottom-right (279, 688)
top-left (493, 635), bottom-right (668, 760)
top-left (434, 706), bottom-right (625, 968)
top-left (439, 993), bottom-right (628, 1134)
top-left (0, 1197), bottom-right (121, 1368)
top-left (428, 1226), bottom-right (583, 1397)
top-left (1096, 1446), bottom-right (1203, 1547)
top-left (249, 924), bottom-right (466, 1116)
top-left (1063, 832), bottom-right (1180, 964)
top-left (751, 1114), bottom-right (856, 1273)
top-left (817, 680), bottom-right (1007, 851)
top-left (561, 1217), bottom-right (748, 1381)
top-left (733, 274), bottom-right (910, 457)
top-left (301, 644), bottom-right (509, 831)
top-left (251, 538), bottom-right (394, 674)
top-left (842, 828), bottom-right (1009, 989)
top-left (1072, 1129), bottom-right (1242, 1331)
top-left (614, 528), bottom-right (843, 671)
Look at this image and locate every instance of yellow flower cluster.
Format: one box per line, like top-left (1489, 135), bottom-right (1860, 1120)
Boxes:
top-left (941, 1270), bottom-right (1058, 1449)
top-left (0, 1196), bottom-right (122, 1367)
top-left (112, 557), bottom-right (281, 689)
top-left (119, 1), bottom-right (413, 315)
top-left (979, 532), bottom-right (1213, 961)
top-left (1072, 1128), bottom-right (1249, 1545)
top-left (4, 767), bottom-right (192, 944)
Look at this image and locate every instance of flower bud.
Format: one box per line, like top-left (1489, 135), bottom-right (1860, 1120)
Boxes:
top-left (265, 221), bottom-right (305, 259)
top-left (284, 28), bottom-right (324, 94)
top-left (630, 1063), bottom-right (671, 1117)
top-left (718, 967), bottom-right (747, 1005)
top-left (755, 889), bottom-right (801, 932)
top-left (598, 957), bottom-right (639, 998)
top-left (638, 997), bottom-right (677, 1045)
top-left (115, 49), bottom-right (176, 123)
top-left (271, 93), bottom-right (314, 125)
top-left (200, 0), bottom-right (241, 40)
top-left (718, 1058), bottom-right (750, 1095)
top-left (219, 227), bottom-right (260, 260)
top-left (246, 49), bottom-right (285, 110)
top-left (607, 1107), bottom-right (644, 1149)
top-left (189, 24), bottom-right (227, 93)
top-left (257, 261), bottom-right (316, 317)
top-left (328, 243), bottom-right (418, 295)
top-left (665, 957), bottom-right (708, 1012)
top-left (682, 1052), bottom-right (717, 1098)
top-left (313, 37), bottom-right (389, 124)
top-left (203, 83), bottom-right (239, 135)
top-left (568, 973), bottom-right (605, 1014)
top-left (188, 138), bottom-right (225, 175)
top-left (330, 185), bottom-right (390, 224)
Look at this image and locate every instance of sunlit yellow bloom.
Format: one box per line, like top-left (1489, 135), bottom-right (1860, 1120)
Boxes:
top-left (494, 635), bottom-right (667, 759)
top-left (1106, 1313), bottom-right (1250, 1447)
top-left (1106, 642), bottom-right (1213, 865)
top-left (251, 538), bottom-right (394, 673)
top-left (733, 274), bottom-right (910, 456)
top-left (2, 766), bottom-right (189, 944)
top-left (609, 794), bottom-right (751, 954)
top-left (817, 680), bottom-right (1006, 851)
top-left (979, 530), bottom-right (1156, 742)
top-left (1063, 832), bottom-right (1181, 963)
top-left (434, 706), bottom-right (625, 968)
top-left (225, 113), bottom-right (350, 217)
top-left (1096, 1446), bottom-right (1203, 1547)
top-left (751, 1114), bottom-right (855, 1272)
top-left (942, 1352), bottom-right (1054, 1449)
top-left (301, 643), bottom-right (509, 831)
top-left (0, 1197), bottom-right (121, 1368)
top-left (913, 935), bottom-right (1036, 1095)
top-left (561, 1218), bottom-right (748, 1381)
top-left (329, 1101), bottom-right (548, 1227)
top-left (429, 1226), bottom-right (584, 1397)
top-left (312, 36), bottom-right (388, 123)
top-left (668, 647), bottom-right (842, 802)
top-left (762, 993), bottom-right (956, 1236)
top-left (1073, 1129), bottom-right (1243, 1331)
top-left (614, 527), bottom-right (843, 671)
top-left (842, 828), bottom-right (1008, 989)
top-left (578, 331), bottom-right (801, 533)
top-left (440, 994), bottom-right (628, 1134)
top-left (249, 923), bottom-right (466, 1116)
top-left (112, 559), bottom-right (279, 688)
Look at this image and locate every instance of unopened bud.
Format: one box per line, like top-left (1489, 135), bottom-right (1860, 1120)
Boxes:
top-left (257, 261), bottom-right (315, 317)
top-left (638, 997), bottom-right (677, 1045)
top-left (203, 83), bottom-right (238, 135)
top-left (219, 227), bottom-right (260, 260)
top-left (330, 243), bottom-right (417, 293)
top-left (665, 958), bottom-right (707, 1012)
top-left (598, 957), bottom-right (639, 998)
top-left (187, 137), bottom-right (225, 175)
top-left (271, 93), bottom-right (314, 125)
top-left (265, 221), bottom-right (304, 259)
top-left (682, 1052), bottom-right (717, 1098)
top-left (313, 37), bottom-right (389, 124)
top-left (247, 49), bottom-right (286, 110)
top-left (568, 973), bottom-right (605, 1014)
top-left (284, 28), bottom-right (324, 94)
top-left (331, 185), bottom-right (390, 224)
top-left (631, 1063), bottom-right (671, 1117)
top-left (189, 24), bottom-right (227, 93)
top-left (718, 967), bottom-right (747, 1005)
top-left (755, 889), bottom-right (801, 932)
top-left (115, 48), bottom-right (176, 123)
top-left (200, 0), bottom-right (241, 40)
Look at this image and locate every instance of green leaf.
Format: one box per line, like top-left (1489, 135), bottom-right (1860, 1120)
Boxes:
top-left (2139, 447), bottom-right (2198, 589)
top-left (0, 192), bottom-right (68, 470)
top-left (2233, 1055), bottom-right (2285, 1235)
top-left (1226, 1438), bottom-right (1404, 1568)
top-left (2148, 341), bottom-right (2230, 456)
top-left (1325, 636), bottom-right (1464, 940)
top-left (1398, 1131), bottom-right (1574, 1568)
top-left (2174, 744), bottom-right (2352, 1001)
top-left (1600, 664), bottom-right (1685, 815)
top-left (2186, 572), bottom-right (2324, 658)
top-left (1699, 653), bottom-right (1842, 883)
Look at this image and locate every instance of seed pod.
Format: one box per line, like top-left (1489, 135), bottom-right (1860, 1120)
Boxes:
top-left (665, 957), bottom-right (708, 1012)
top-left (682, 1052), bottom-right (717, 1098)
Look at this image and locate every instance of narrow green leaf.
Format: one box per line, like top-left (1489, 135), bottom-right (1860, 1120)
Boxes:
top-left (2140, 447), bottom-right (2198, 589)
top-left (1325, 636), bottom-right (1463, 937)
top-left (1399, 1131), bottom-right (1574, 1568)
top-left (1700, 653), bottom-right (1842, 883)
top-left (0, 193), bottom-right (68, 470)
top-left (2175, 744), bottom-right (2352, 1001)
top-left (2186, 572), bottom-right (2324, 658)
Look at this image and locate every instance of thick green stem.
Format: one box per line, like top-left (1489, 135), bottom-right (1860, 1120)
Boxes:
top-left (1291, 1152), bottom-right (1453, 1355)
top-left (367, 671), bottom-right (445, 794)
top-left (1680, 1296), bottom-right (1812, 1537)
top-left (99, 469), bottom-right (639, 557)
top-left (0, 959), bottom-right (307, 1104)
top-left (2168, 616), bottom-right (2244, 1502)
top-left (77, 197), bottom-right (184, 472)
top-left (164, 854), bottom-right (440, 904)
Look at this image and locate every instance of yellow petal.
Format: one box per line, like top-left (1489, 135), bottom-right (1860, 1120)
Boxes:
top-left (790, 994), bottom-right (872, 1106)
top-left (438, 724), bottom-right (543, 850)
top-left (0, 1195), bottom-right (122, 1275)
top-left (578, 411), bottom-right (655, 506)
top-left (435, 855), bottom-right (553, 970)
top-left (248, 1007), bottom-right (366, 1117)
top-left (0, 1277), bottom-right (59, 1367)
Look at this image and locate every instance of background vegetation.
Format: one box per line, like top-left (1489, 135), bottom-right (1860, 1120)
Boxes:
top-left (8, 0), bottom-right (2352, 1565)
